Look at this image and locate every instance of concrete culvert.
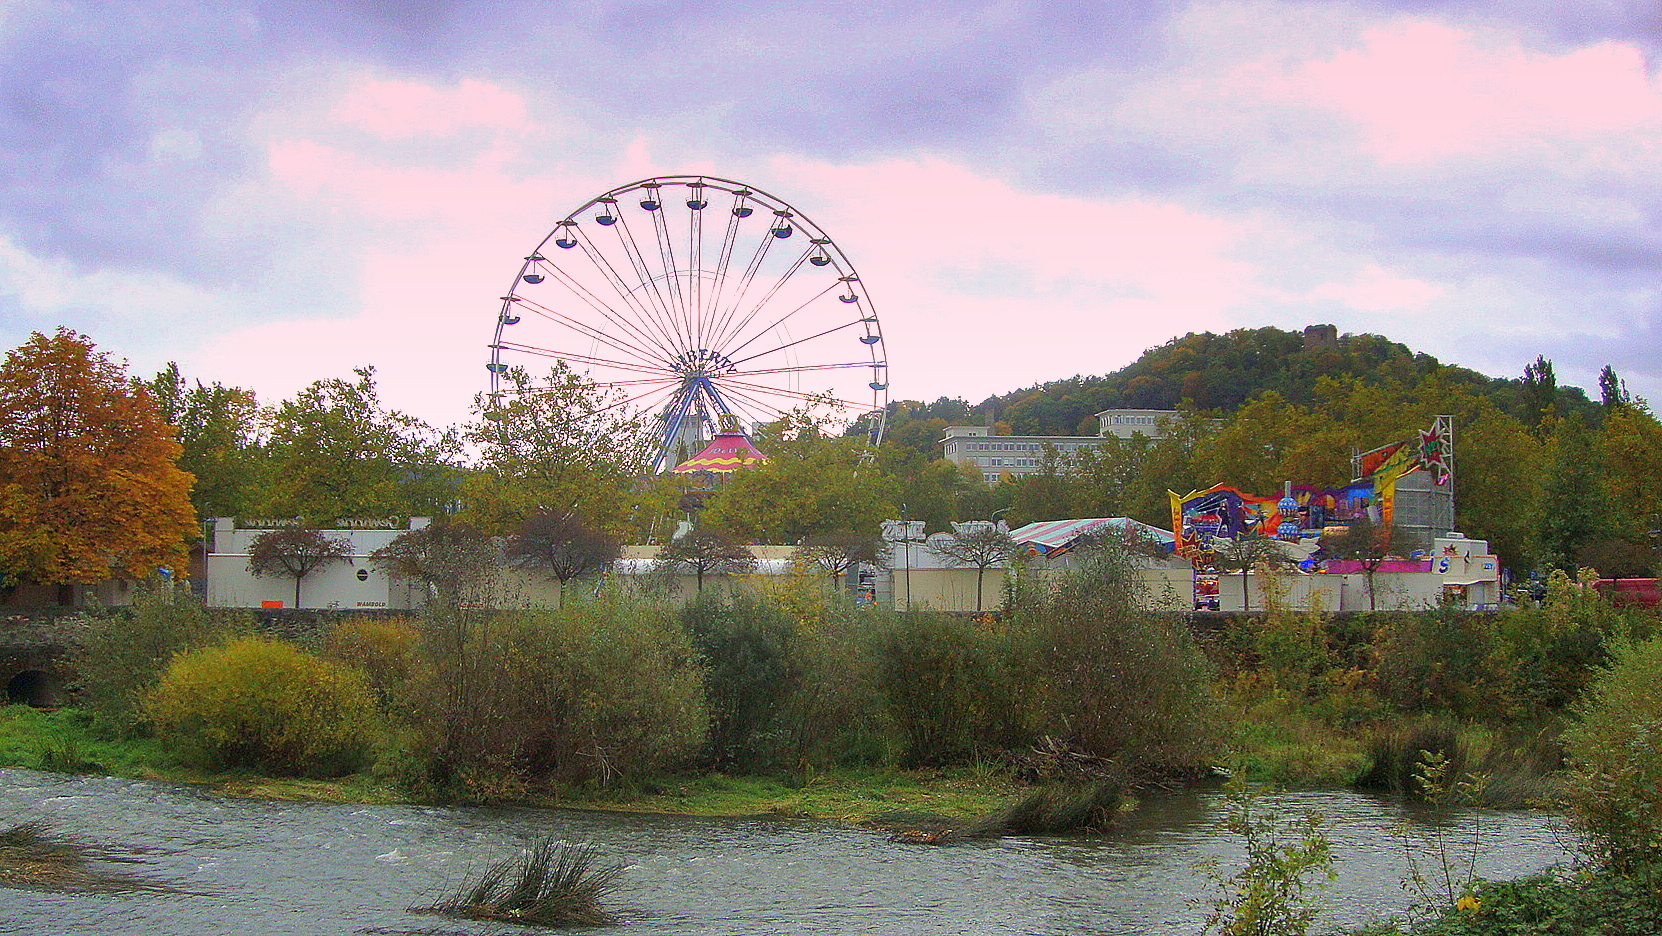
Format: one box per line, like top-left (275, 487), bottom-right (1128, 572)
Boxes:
top-left (6, 670), bottom-right (56, 708)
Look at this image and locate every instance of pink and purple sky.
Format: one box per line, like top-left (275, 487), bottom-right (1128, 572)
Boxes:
top-left (2, 0), bottom-right (1659, 426)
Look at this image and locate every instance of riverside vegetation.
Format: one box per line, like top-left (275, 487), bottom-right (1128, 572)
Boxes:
top-left (1, 549), bottom-right (1659, 932)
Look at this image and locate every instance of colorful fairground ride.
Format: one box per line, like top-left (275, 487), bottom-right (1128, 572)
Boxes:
top-left (486, 176), bottom-right (889, 474)
top-left (1171, 416), bottom-right (1456, 609)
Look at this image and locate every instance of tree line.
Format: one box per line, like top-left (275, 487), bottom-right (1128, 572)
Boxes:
top-left (2, 325), bottom-right (1658, 596)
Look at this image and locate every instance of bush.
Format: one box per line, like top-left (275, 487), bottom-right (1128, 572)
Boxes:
top-left (1373, 607), bottom-right (1518, 720)
top-left (145, 636), bottom-right (377, 776)
top-left (405, 592), bottom-right (708, 795)
top-left (1013, 546), bottom-right (1222, 778)
top-left (75, 583), bottom-right (248, 727)
top-left (1563, 636), bottom-right (1662, 875)
top-left (874, 608), bottom-right (1033, 766)
top-left (680, 590), bottom-right (798, 770)
top-left (318, 617), bottom-right (420, 707)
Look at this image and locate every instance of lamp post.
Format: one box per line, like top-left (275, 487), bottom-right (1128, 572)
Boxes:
top-left (900, 504), bottom-right (913, 609)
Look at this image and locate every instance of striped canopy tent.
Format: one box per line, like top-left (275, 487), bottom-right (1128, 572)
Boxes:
top-left (671, 430), bottom-right (769, 475)
top-left (1008, 517), bottom-right (1175, 558)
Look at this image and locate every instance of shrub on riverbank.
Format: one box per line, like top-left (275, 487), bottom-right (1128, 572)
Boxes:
top-left (1017, 545), bottom-right (1223, 778)
top-left (75, 583), bottom-right (249, 728)
top-left (145, 636), bottom-right (376, 777)
top-left (403, 592), bottom-right (708, 796)
top-left (1562, 635), bottom-right (1662, 875)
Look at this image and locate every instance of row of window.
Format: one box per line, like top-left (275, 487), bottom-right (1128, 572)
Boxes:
top-left (948, 440), bottom-right (1098, 454)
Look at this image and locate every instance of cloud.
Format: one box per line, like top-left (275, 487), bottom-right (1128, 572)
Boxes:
top-left (3, 0), bottom-right (1661, 424)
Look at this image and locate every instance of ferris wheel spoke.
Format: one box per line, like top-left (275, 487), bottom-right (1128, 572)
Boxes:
top-left (567, 228), bottom-right (688, 360)
top-left (494, 341), bottom-right (678, 380)
top-left (528, 256), bottom-right (682, 367)
top-left (706, 381), bottom-right (795, 424)
top-left (646, 196), bottom-right (689, 331)
top-left (728, 318), bottom-right (868, 368)
top-left (688, 188), bottom-right (706, 351)
top-left (702, 191), bottom-right (746, 348)
top-left (726, 360), bottom-right (880, 379)
top-left (716, 280), bottom-right (844, 359)
top-left (512, 295), bottom-right (670, 369)
top-left (704, 211), bottom-right (780, 359)
top-left (718, 377), bottom-right (869, 411)
top-left (708, 246), bottom-right (817, 354)
top-left (611, 210), bottom-right (692, 356)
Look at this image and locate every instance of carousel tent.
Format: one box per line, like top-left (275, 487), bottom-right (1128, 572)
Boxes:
top-left (670, 430), bottom-right (769, 474)
top-left (1008, 517), bottom-right (1175, 558)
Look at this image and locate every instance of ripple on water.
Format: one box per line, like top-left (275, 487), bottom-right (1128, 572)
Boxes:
top-left (0, 768), bottom-right (1572, 936)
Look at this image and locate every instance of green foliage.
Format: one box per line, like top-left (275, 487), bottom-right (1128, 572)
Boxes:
top-left (1017, 543), bottom-right (1223, 777)
top-left (318, 616), bottom-right (420, 708)
top-left (1562, 635), bottom-right (1662, 875)
top-left (1396, 750), bottom-right (1490, 917)
top-left (145, 636), bottom-right (378, 777)
top-left (701, 417), bottom-right (900, 543)
top-left (1373, 608), bottom-right (1518, 720)
top-left (461, 362), bottom-right (660, 537)
top-left (75, 583), bottom-right (249, 726)
top-left (417, 840), bottom-right (624, 927)
top-left (679, 590), bottom-right (800, 770)
top-left (874, 609), bottom-right (1031, 765)
top-left (145, 362), bottom-right (266, 519)
top-left (403, 593), bottom-right (708, 796)
top-left (1201, 779), bottom-right (1335, 936)
top-left (260, 365), bottom-right (460, 522)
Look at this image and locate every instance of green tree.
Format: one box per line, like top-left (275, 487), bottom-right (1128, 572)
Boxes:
top-left (926, 523), bottom-right (1017, 613)
top-left (1598, 364), bottom-right (1630, 411)
top-left (261, 366), bottom-right (459, 523)
top-left (246, 527), bottom-right (351, 607)
top-left (1522, 354), bottom-right (1557, 433)
top-left (654, 529), bottom-right (756, 592)
top-left (145, 363), bottom-right (266, 519)
top-left (701, 412), bottom-right (899, 542)
top-left (462, 363), bottom-right (661, 537)
top-left (0, 329), bottom-right (197, 587)
top-left (1536, 419), bottom-right (1614, 573)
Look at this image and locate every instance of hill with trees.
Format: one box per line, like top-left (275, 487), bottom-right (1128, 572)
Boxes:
top-left (882, 324), bottom-right (1600, 446)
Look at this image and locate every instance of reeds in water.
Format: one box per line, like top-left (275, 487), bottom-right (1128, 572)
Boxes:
top-left (418, 840), bottom-right (624, 927)
top-left (0, 820), bottom-right (165, 894)
top-left (889, 779), bottom-right (1126, 844)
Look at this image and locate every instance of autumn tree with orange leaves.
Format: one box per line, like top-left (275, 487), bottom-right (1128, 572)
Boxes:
top-left (0, 329), bottom-right (196, 587)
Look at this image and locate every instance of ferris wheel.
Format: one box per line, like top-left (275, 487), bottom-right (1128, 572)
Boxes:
top-left (488, 175), bottom-right (889, 472)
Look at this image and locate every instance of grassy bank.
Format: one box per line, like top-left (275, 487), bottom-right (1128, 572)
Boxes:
top-left (0, 705), bottom-right (1019, 821)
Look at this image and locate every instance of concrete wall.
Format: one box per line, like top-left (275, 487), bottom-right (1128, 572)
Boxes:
top-left (204, 518), bottom-right (430, 610)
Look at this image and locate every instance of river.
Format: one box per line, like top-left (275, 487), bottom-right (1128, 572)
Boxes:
top-left (0, 768), bottom-right (1570, 935)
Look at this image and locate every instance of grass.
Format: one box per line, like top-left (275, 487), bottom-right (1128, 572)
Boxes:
top-left (417, 840), bottom-right (624, 927)
top-left (0, 820), bottom-right (170, 894)
top-left (1, 705), bottom-right (1019, 820)
top-left (887, 779), bottom-right (1130, 844)
top-left (569, 767), bottom-right (1024, 822)
top-left (0, 706), bottom-right (161, 776)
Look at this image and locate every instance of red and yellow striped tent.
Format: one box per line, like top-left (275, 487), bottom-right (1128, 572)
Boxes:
top-left (671, 431), bottom-right (769, 474)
